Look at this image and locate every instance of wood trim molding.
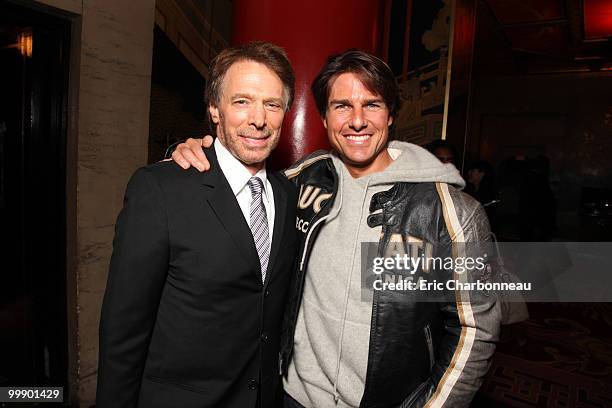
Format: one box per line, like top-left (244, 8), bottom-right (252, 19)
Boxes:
top-left (154, 0), bottom-right (229, 79)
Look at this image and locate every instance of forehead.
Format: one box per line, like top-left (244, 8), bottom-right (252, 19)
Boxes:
top-left (328, 72), bottom-right (381, 100)
top-left (221, 60), bottom-right (284, 96)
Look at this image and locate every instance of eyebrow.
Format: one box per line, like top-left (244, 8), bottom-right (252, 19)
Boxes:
top-left (231, 93), bottom-right (254, 100)
top-left (264, 97), bottom-right (285, 104)
top-left (328, 98), bottom-right (385, 106)
top-left (231, 93), bottom-right (285, 105)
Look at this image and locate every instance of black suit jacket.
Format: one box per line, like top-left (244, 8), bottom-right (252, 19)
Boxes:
top-left (97, 146), bottom-right (298, 408)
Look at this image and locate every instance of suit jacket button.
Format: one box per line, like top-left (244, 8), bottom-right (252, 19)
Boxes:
top-left (260, 332), bottom-right (269, 342)
top-left (248, 379), bottom-right (259, 390)
top-left (264, 290), bottom-right (271, 297)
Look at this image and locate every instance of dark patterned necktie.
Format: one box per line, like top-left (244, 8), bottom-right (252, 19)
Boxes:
top-left (247, 177), bottom-right (270, 283)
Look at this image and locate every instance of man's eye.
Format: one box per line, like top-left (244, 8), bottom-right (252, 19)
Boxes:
top-left (234, 99), bottom-right (248, 105)
top-left (334, 104), bottom-right (348, 110)
top-left (266, 102), bottom-right (281, 110)
top-left (366, 103), bottom-right (381, 109)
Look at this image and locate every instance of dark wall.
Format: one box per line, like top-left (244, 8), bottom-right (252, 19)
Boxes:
top-left (466, 72), bottom-right (612, 239)
top-left (148, 26), bottom-right (208, 163)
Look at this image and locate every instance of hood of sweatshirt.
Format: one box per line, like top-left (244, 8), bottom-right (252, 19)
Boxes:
top-left (326, 140), bottom-right (465, 221)
top-left (330, 140), bottom-right (465, 188)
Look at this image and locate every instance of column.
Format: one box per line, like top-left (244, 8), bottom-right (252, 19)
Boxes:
top-left (232, 0), bottom-right (386, 169)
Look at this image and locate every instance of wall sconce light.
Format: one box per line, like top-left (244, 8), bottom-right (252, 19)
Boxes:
top-left (18, 30), bottom-right (33, 58)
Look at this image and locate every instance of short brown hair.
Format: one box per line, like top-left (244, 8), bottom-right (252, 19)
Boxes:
top-left (311, 49), bottom-right (400, 119)
top-left (206, 41), bottom-right (295, 111)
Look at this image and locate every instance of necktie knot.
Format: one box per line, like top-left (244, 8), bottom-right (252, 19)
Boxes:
top-left (248, 177), bottom-right (264, 197)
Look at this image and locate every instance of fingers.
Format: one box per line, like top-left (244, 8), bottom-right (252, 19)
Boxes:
top-left (171, 147), bottom-right (192, 170)
top-left (178, 146), bottom-right (205, 171)
top-left (186, 138), bottom-right (202, 149)
top-left (194, 145), bottom-right (209, 171)
top-left (171, 136), bottom-right (214, 172)
top-left (202, 135), bottom-right (214, 147)
top-left (186, 136), bottom-right (212, 171)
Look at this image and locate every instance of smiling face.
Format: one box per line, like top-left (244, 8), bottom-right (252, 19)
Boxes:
top-left (209, 60), bottom-right (286, 174)
top-left (323, 72), bottom-right (394, 178)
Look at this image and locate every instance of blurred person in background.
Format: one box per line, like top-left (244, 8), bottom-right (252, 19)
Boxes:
top-left (428, 139), bottom-right (458, 166)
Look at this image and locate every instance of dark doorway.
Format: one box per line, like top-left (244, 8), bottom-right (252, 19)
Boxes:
top-left (0, 0), bottom-right (70, 391)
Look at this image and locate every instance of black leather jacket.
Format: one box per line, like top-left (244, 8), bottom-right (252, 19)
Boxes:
top-left (280, 151), bottom-right (499, 408)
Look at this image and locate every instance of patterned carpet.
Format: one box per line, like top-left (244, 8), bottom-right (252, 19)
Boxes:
top-left (476, 303), bottom-right (612, 407)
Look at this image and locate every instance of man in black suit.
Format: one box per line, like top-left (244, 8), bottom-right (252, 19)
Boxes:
top-left (97, 41), bottom-right (298, 408)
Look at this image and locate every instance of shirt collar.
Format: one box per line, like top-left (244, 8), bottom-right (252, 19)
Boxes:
top-left (214, 138), bottom-right (269, 200)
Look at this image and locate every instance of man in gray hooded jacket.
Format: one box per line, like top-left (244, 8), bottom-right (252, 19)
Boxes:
top-left (172, 49), bottom-right (499, 408)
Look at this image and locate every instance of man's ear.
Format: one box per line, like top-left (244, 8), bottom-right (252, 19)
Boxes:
top-left (209, 105), bottom-right (220, 124)
top-left (388, 115), bottom-right (394, 127)
top-left (323, 117), bottom-right (328, 129)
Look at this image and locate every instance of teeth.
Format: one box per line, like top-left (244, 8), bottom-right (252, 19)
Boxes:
top-left (347, 135), bottom-right (370, 141)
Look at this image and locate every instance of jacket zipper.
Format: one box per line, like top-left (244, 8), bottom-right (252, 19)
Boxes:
top-left (280, 212), bottom-right (330, 375)
top-left (424, 324), bottom-right (435, 370)
top-left (361, 287), bottom-right (380, 405)
top-left (299, 215), bottom-right (329, 271)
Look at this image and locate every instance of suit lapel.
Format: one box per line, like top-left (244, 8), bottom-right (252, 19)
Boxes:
top-left (264, 173), bottom-right (288, 288)
top-left (201, 146), bottom-right (261, 279)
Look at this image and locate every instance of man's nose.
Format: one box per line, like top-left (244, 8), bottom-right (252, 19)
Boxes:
top-left (248, 103), bottom-right (266, 129)
top-left (349, 106), bottom-right (367, 131)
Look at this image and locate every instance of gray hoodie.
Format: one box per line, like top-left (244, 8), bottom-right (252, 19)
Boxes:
top-left (283, 141), bottom-right (464, 407)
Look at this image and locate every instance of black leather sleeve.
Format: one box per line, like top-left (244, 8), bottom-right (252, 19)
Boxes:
top-left (427, 190), bottom-right (500, 408)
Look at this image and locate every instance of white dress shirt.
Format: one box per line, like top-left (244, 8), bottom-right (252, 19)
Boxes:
top-left (214, 138), bottom-right (275, 242)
